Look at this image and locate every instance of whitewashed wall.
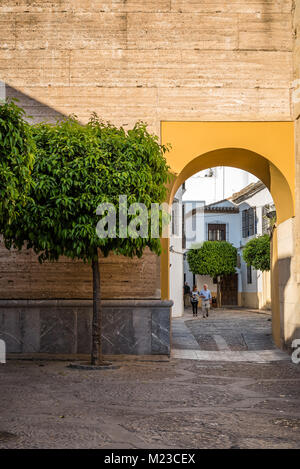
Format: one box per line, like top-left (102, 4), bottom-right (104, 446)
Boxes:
top-left (170, 187), bottom-right (184, 317)
top-left (183, 167), bottom-right (257, 205)
top-left (184, 199), bottom-right (241, 294)
top-left (239, 187), bottom-right (274, 309)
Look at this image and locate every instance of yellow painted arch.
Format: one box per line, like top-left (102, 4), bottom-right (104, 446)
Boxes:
top-left (161, 121), bottom-right (294, 194)
top-left (160, 122), bottom-right (295, 314)
top-left (169, 147), bottom-right (294, 224)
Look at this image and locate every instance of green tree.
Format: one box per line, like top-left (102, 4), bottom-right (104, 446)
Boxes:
top-left (242, 234), bottom-right (270, 272)
top-left (3, 115), bottom-right (170, 365)
top-left (0, 100), bottom-right (34, 228)
top-left (187, 241), bottom-right (237, 306)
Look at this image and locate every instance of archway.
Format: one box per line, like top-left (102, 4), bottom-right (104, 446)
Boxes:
top-left (160, 122), bottom-right (295, 349)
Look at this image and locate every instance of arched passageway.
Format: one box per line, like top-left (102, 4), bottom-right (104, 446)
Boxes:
top-left (160, 122), bottom-right (296, 349)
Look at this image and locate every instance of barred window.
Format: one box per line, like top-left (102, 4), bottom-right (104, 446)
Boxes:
top-left (192, 208), bottom-right (196, 231)
top-left (171, 202), bottom-right (179, 236)
top-left (182, 205), bottom-right (186, 249)
top-left (208, 224), bottom-right (226, 241)
top-left (242, 208), bottom-right (257, 238)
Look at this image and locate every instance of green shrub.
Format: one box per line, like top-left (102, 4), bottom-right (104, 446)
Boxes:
top-left (242, 234), bottom-right (270, 272)
top-left (187, 241), bottom-right (237, 278)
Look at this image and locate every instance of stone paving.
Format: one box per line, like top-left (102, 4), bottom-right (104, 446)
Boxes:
top-left (0, 309), bottom-right (299, 449)
top-left (172, 308), bottom-right (288, 363)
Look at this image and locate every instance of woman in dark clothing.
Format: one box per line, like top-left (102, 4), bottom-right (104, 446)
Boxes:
top-left (190, 285), bottom-right (200, 317)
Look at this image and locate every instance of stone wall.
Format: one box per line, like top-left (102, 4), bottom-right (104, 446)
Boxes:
top-left (0, 299), bottom-right (172, 355)
top-left (0, 0), bottom-right (293, 133)
top-left (276, 218), bottom-right (300, 347)
top-left (291, 0), bottom-right (300, 347)
top-left (0, 245), bottom-right (161, 299)
top-left (0, 0), bottom-right (294, 301)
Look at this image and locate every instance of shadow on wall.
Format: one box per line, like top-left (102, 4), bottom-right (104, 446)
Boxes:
top-left (1, 83), bottom-right (162, 302)
top-left (278, 255), bottom-right (291, 350)
top-left (280, 254), bottom-right (300, 352)
top-left (6, 84), bottom-right (67, 123)
top-left (273, 254), bottom-right (300, 352)
top-left (291, 327), bottom-right (300, 341)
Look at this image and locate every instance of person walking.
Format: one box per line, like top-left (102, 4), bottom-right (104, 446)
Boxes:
top-left (184, 282), bottom-right (191, 308)
top-left (199, 284), bottom-right (212, 318)
top-left (190, 285), bottom-right (200, 318)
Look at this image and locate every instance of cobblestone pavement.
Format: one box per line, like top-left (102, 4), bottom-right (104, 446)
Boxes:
top-left (172, 308), bottom-right (288, 362)
top-left (183, 308), bottom-right (275, 351)
top-left (0, 309), bottom-right (300, 449)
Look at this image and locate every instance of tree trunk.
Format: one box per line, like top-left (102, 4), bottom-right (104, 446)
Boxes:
top-left (91, 251), bottom-right (102, 365)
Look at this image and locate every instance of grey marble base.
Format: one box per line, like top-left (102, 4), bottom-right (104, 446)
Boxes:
top-left (0, 299), bottom-right (172, 356)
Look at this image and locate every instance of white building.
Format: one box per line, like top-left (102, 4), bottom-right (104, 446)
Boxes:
top-left (182, 183), bottom-right (274, 312)
top-left (183, 167), bottom-right (258, 205)
top-left (169, 185), bottom-right (184, 317)
top-left (183, 198), bottom-right (241, 305)
top-left (230, 181), bottom-right (274, 310)
top-left (170, 171), bottom-right (274, 317)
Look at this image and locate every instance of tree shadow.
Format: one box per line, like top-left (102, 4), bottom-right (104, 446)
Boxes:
top-left (5, 84), bottom-right (67, 123)
top-left (273, 254), bottom-right (300, 352)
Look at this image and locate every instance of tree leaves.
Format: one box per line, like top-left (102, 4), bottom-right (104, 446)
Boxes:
top-left (242, 234), bottom-right (270, 272)
top-left (0, 100), bottom-right (34, 228)
top-left (3, 114), bottom-right (170, 264)
top-left (187, 241), bottom-right (238, 277)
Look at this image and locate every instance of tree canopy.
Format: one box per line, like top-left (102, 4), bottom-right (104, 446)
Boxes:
top-left (242, 234), bottom-right (270, 272)
top-left (3, 115), bottom-right (170, 262)
top-left (2, 113), bottom-right (170, 365)
top-left (0, 100), bottom-right (34, 228)
top-left (187, 241), bottom-right (237, 278)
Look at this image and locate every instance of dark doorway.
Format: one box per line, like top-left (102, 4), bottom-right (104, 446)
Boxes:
top-left (220, 273), bottom-right (238, 306)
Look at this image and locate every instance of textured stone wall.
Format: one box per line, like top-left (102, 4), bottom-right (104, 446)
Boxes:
top-left (294, 0), bottom-right (300, 284)
top-left (0, 299), bottom-right (172, 354)
top-left (0, 0), bottom-right (294, 300)
top-left (291, 0), bottom-right (300, 345)
top-left (0, 245), bottom-right (161, 299)
top-left (0, 0), bottom-right (293, 131)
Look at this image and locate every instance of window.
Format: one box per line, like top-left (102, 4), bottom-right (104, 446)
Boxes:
top-left (242, 208), bottom-right (257, 238)
top-left (171, 208), bottom-right (175, 235)
top-left (192, 207), bottom-right (196, 231)
top-left (208, 224), bottom-right (226, 241)
top-left (171, 202), bottom-right (179, 236)
top-left (182, 205), bottom-right (186, 249)
top-left (247, 265), bottom-right (252, 284)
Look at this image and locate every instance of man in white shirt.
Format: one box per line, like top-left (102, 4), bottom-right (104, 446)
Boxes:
top-left (199, 284), bottom-right (212, 318)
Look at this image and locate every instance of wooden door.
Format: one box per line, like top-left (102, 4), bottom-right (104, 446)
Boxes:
top-left (220, 274), bottom-right (238, 306)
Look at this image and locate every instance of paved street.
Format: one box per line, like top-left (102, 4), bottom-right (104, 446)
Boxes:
top-left (172, 308), bottom-right (288, 363)
top-left (0, 309), bottom-right (300, 449)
